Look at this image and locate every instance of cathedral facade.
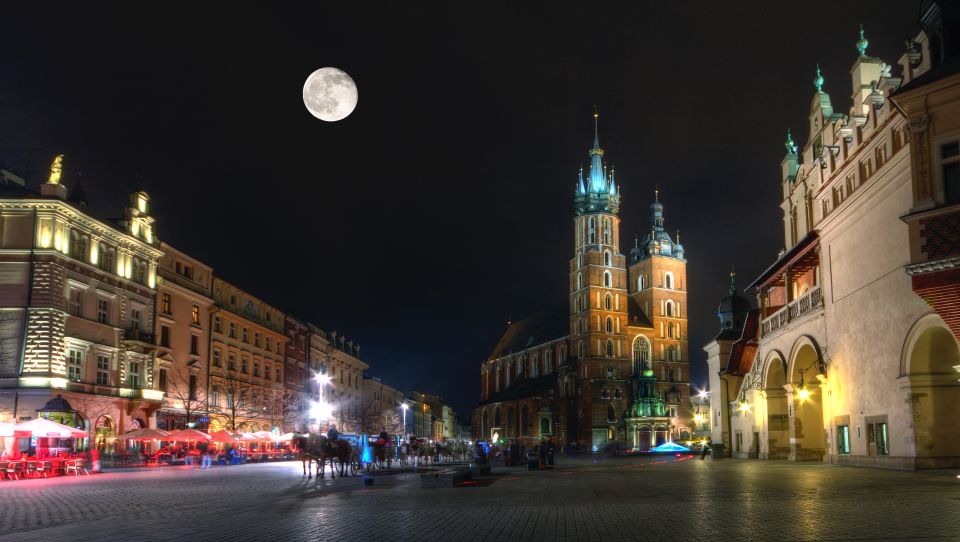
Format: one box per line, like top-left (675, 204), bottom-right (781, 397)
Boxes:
top-left (474, 115), bottom-right (692, 451)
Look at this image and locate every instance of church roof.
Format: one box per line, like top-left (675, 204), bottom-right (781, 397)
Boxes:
top-left (487, 305), bottom-right (568, 361)
top-left (627, 297), bottom-right (654, 328)
top-left (477, 373), bottom-right (558, 406)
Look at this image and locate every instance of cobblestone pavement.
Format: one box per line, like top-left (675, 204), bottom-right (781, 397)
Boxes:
top-left (0, 455), bottom-right (958, 542)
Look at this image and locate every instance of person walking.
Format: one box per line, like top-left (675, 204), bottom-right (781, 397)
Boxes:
top-left (199, 440), bottom-right (212, 469)
top-left (700, 438), bottom-right (712, 460)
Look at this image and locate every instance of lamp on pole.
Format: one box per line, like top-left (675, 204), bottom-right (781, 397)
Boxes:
top-left (401, 402), bottom-right (409, 440)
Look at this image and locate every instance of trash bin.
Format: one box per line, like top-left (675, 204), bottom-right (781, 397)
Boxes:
top-left (709, 443), bottom-right (725, 460)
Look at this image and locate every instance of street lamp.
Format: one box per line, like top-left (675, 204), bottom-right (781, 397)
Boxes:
top-left (401, 402), bottom-right (409, 439)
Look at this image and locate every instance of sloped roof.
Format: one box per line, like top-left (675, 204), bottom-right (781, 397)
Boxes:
top-left (477, 373), bottom-right (558, 406)
top-left (723, 309), bottom-right (760, 376)
top-left (487, 305), bottom-right (568, 361)
top-left (627, 296), bottom-right (653, 328)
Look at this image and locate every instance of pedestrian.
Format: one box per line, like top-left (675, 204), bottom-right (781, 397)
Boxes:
top-left (199, 440), bottom-right (212, 469)
top-left (700, 438), bottom-right (711, 460)
top-left (538, 439), bottom-right (548, 469)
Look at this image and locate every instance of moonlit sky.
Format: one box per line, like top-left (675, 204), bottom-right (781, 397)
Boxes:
top-left (0, 2), bottom-right (920, 417)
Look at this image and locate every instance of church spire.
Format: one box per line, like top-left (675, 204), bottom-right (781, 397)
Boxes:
top-left (588, 108), bottom-right (607, 193)
top-left (729, 266), bottom-right (737, 295)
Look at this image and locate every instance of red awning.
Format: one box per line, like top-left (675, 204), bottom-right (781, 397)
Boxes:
top-left (748, 231), bottom-right (820, 292)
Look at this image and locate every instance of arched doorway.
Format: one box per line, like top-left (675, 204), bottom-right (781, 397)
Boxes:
top-left (654, 425), bottom-right (668, 446)
top-left (636, 426), bottom-right (651, 451)
top-left (764, 353), bottom-right (790, 459)
top-left (905, 319), bottom-right (960, 467)
top-left (789, 340), bottom-right (825, 461)
top-left (94, 415), bottom-right (116, 454)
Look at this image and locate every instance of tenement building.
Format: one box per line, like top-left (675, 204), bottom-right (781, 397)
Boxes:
top-left (154, 242), bottom-right (214, 431)
top-left (709, 8), bottom-right (960, 469)
top-left (474, 115), bottom-right (692, 451)
top-left (207, 278), bottom-right (287, 432)
top-left (0, 161), bottom-right (164, 449)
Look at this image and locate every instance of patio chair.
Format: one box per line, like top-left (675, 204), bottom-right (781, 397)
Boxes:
top-left (35, 461), bottom-right (49, 478)
top-left (65, 459), bottom-right (86, 476)
top-left (5, 462), bottom-right (21, 480)
top-left (23, 461), bottom-right (37, 478)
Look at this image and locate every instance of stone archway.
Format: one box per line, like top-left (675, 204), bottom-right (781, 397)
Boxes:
top-left (787, 338), bottom-right (825, 461)
top-left (636, 426), bottom-right (651, 451)
top-left (904, 316), bottom-right (960, 468)
top-left (94, 415), bottom-right (116, 455)
top-left (763, 352), bottom-right (790, 459)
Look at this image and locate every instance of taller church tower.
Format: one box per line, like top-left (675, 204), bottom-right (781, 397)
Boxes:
top-left (568, 112), bottom-right (632, 449)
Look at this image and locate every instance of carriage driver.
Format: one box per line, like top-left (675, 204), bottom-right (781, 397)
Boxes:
top-left (326, 425), bottom-right (340, 441)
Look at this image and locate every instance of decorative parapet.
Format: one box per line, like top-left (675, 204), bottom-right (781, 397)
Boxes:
top-left (762, 285), bottom-right (823, 336)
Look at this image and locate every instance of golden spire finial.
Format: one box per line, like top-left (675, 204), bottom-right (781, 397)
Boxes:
top-left (48, 154), bottom-right (64, 185)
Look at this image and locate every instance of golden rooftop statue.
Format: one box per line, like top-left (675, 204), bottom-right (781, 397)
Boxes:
top-left (47, 154), bottom-right (64, 185)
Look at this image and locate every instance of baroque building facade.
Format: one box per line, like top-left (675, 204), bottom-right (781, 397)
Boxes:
top-left (0, 165), bottom-right (164, 451)
top-left (708, 8), bottom-right (960, 469)
top-left (474, 115), bottom-right (692, 451)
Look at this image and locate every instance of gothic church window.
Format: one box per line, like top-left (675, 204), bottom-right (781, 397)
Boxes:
top-left (605, 317), bottom-right (613, 333)
top-left (604, 294), bottom-right (612, 310)
top-left (604, 251), bottom-right (611, 266)
top-left (603, 218), bottom-right (611, 244)
top-left (664, 272), bottom-right (673, 290)
top-left (603, 271), bottom-right (611, 288)
top-left (606, 340), bottom-right (614, 357)
top-left (638, 275), bottom-right (644, 290)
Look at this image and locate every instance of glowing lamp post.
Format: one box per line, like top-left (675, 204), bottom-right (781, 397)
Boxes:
top-left (401, 402), bottom-right (409, 439)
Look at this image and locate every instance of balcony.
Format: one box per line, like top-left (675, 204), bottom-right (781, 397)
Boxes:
top-left (762, 285), bottom-right (823, 336)
top-left (65, 381), bottom-right (163, 401)
top-left (123, 329), bottom-right (156, 353)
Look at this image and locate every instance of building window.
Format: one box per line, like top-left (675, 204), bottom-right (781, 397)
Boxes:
top-left (604, 251), bottom-right (611, 266)
top-left (665, 300), bottom-right (673, 317)
top-left (837, 425), bottom-right (850, 454)
top-left (158, 368), bottom-right (167, 391)
top-left (189, 374), bottom-right (197, 401)
top-left (228, 353), bottom-right (236, 371)
top-left (604, 293), bottom-right (612, 310)
top-left (130, 309), bottom-right (141, 331)
top-left (68, 289), bottom-right (83, 317)
top-left (605, 317), bottom-right (613, 333)
top-left (241, 357), bottom-right (249, 373)
top-left (160, 293), bottom-right (171, 314)
top-left (638, 276), bottom-right (644, 290)
top-left (664, 272), bottom-right (673, 289)
top-left (941, 141), bottom-right (960, 204)
top-left (298, 336), bottom-right (306, 351)
top-left (577, 272), bottom-right (582, 290)
top-left (867, 421), bottom-right (889, 456)
top-left (606, 340), bottom-right (614, 357)
top-left (190, 335), bottom-right (199, 355)
top-left (67, 349), bottom-right (83, 382)
top-left (228, 323), bottom-right (236, 338)
top-left (160, 325), bottom-right (171, 347)
top-left (242, 328), bottom-right (249, 343)
top-left (265, 365), bottom-right (271, 381)
top-left (276, 367), bottom-right (281, 382)
top-left (214, 316), bottom-right (221, 333)
top-left (191, 305), bottom-right (200, 325)
top-left (253, 362), bottom-right (260, 378)
top-left (213, 349), bottom-right (222, 367)
top-left (254, 332), bottom-right (260, 347)
top-left (129, 362), bottom-right (141, 388)
top-left (212, 385), bottom-right (220, 407)
top-left (96, 355), bottom-right (110, 385)
top-left (97, 298), bottom-right (110, 324)
top-left (603, 271), bottom-right (612, 288)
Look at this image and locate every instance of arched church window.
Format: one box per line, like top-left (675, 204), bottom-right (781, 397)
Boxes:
top-left (604, 218), bottom-right (611, 244)
top-left (604, 272), bottom-right (611, 288)
top-left (665, 300), bottom-right (673, 317)
top-left (605, 317), bottom-right (613, 333)
top-left (638, 275), bottom-right (644, 290)
top-left (576, 318), bottom-right (582, 335)
top-left (632, 336), bottom-right (650, 374)
top-left (575, 297), bottom-right (580, 312)
top-left (668, 323), bottom-right (674, 338)
top-left (664, 272), bottom-right (673, 289)
top-left (577, 272), bottom-right (582, 290)
top-left (588, 218), bottom-right (596, 244)
top-left (604, 251), bottom-right (611, 266)
top-left (577, 341), bottom-right (584, 359)
top-left (577, 253), bottom-right (582, 268)
top-left (607, 404), bottom-right (616, 421)
top-left (604, 293), bottom-right (612, 310)
top-left (606, 340), bottom-right (614, 357)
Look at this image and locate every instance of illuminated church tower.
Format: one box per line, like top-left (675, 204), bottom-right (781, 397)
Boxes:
top-left (569, 111), bottom-right (632, 448)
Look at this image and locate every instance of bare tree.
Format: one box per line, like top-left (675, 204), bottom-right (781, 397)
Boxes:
top-left (162, 371), bottom-right (207, 430)
top-left (209, 377), bottom-right (266, 432)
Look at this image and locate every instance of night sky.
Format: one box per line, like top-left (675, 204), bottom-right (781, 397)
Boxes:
top-left (0, 2), bottom-right (921, 417)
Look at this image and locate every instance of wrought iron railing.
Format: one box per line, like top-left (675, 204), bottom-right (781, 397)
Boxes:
top-left (762, 285), bottom-right (822, 336)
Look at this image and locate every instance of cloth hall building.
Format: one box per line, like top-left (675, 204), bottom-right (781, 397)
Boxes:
top-left (473, 116), bottom-right (693, 451)
top-left (706, 6), bottom-right (960, 470)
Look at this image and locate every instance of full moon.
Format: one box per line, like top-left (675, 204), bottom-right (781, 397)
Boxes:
top-left (302, 67), bottom-right (358, 122)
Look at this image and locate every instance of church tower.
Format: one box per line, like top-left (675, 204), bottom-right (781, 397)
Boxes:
top-left (568, 111), bottom-right (631, 450)
top-left (627, 191), bottom-right (691, 438)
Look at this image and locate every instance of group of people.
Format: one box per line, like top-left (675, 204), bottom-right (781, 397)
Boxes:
top-left (494, 437), bottom-right (556, 469)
